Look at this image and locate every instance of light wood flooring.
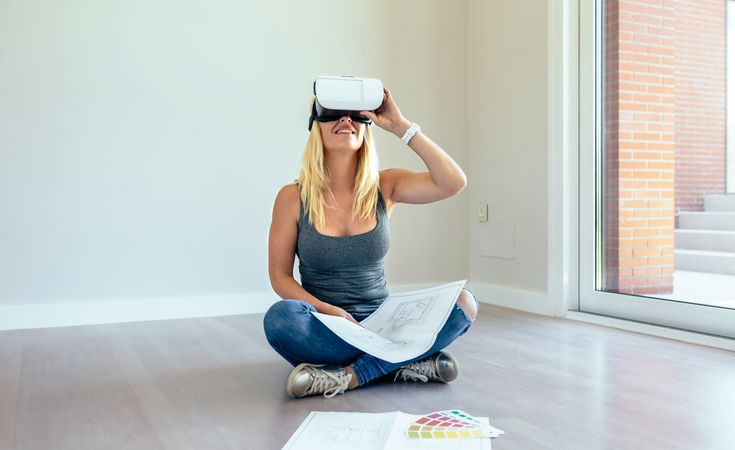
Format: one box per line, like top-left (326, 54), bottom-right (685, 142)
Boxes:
top-left (0, 305), bottom-right (733, 449)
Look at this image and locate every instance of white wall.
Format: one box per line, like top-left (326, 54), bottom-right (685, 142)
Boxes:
top-left (468, 0), bottom-right (551, 312)
top-left (0, 0), bottom-right (469, 328)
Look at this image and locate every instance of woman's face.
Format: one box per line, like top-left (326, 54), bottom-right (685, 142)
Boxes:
top-left (318, 115), bottom-right (366, 154)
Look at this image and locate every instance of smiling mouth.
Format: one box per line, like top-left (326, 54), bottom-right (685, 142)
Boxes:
top-left (335, 129), bottom-right (354, 134)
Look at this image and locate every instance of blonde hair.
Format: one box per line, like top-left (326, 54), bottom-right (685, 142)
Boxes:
top-left (297, 100), bottom-right (380, 229)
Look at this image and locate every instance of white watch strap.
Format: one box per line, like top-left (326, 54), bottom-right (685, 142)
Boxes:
top-left (400, 123), bottom-right (421, 145)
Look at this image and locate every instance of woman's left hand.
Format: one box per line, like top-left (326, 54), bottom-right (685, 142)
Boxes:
top-left (360, 88), bottom-right (412, 138)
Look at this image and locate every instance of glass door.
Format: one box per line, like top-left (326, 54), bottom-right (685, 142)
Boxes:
top-left (579, 0), bottom-right (735, 338)
top-left (729, 0), bottom-right (735, 193)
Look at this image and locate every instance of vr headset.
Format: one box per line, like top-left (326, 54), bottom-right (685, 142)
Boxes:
top-left (308, 75), bottom-right (384, 130)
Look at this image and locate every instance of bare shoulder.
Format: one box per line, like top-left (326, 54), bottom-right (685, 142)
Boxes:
top-left (379, 169), bottom-right (396, 193)
top-left (379, 169), bottom-right (403, 213)
top-left (273, 182), bottom-right (300, 223)
top-left (276, 182), bottom-right (299, 200)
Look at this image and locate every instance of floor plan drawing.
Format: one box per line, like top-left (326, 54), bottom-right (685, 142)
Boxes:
top-left (390, 296), bottom-right (437, 330)
top-left (320, 422), bottom-right (384, 442)
top-left (311, 281), bottom-right (466, 363)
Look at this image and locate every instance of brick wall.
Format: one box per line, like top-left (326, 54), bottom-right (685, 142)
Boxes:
top-left (674, 0), bottom-right (726, 212)
top-left (602, 0), bottom-right (727, 294)
top-left (604, 0), bottom-right (675, 294)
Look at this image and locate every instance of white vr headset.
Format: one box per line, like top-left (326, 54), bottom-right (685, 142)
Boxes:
top-left (309, 75), bottom-right (384, 130)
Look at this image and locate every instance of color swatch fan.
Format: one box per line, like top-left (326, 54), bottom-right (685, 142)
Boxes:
top-left (404, 410), bottom-right (503, 440)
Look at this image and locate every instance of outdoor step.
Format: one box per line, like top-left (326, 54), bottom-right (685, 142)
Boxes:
top-left (677, 212), bottom-right (735, 231)
top-left (675, 249), bottom-right (735, 276)
top-left (704, 195), bottom-right (735, 212)
top-left (675, 229), bottom-right (735, 252)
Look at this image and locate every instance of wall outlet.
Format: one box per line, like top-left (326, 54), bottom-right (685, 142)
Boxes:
top-left (478, 204), bottom-right (489, 222)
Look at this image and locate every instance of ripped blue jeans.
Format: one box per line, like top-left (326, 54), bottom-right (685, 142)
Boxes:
top-left (262, 289), bottom-right (476, 385)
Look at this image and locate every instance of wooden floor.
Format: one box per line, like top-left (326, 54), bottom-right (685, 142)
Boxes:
top-left (0, 305), bottom-right (733, 450)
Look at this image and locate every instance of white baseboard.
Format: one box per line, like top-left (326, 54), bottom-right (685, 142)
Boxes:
top-left (468, 282), bottom-right (554, 316)
top-left (0, 283), bottom-right (457, 332)
top-left (0, 292), bottom-right (280, 332)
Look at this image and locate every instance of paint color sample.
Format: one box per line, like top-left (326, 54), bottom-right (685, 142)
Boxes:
top-left (404, 410), bottom-right (495, 440)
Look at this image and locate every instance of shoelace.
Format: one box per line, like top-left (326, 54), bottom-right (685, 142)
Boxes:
top-left (304, 367), bottom-right (352, 398)
top-left (394, 357), bottom-right (438, 383)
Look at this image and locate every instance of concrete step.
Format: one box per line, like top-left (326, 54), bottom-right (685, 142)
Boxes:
top-left (705, 195), bottom-right (735, 212)
top-left (677, 212), bottom-right (735, 231)
top-left (675, 249), bottom-right (735, 276)
top-left (675, 229), bottom-right (735, 252)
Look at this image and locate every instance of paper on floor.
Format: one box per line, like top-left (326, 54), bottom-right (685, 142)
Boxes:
top-left (282, 410), bottom-right (503, 450)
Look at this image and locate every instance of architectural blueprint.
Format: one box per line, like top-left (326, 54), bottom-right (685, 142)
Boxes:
top-left (311, 280), bottom-right (466, 363)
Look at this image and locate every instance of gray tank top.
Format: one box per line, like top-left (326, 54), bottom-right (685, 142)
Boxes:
top-left (297, 189), bottom-right (391, 314)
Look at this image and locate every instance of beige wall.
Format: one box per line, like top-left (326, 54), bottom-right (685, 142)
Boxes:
top-left (0, 0), bottom-right (469, 311)
top-left (468, 0), bottom-right (550, 296)
top-left (1, 0), bottom-right (558, 328)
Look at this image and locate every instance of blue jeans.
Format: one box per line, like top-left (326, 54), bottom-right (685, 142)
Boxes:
top-left (262, 289), bottom-right (476, 386)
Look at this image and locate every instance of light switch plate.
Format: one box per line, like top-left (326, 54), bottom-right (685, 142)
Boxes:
top-left (478, 204), bottom-right (489, 222)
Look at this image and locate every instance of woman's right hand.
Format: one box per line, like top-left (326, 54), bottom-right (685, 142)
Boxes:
top-left (321, 304), bottom-right (359, 325)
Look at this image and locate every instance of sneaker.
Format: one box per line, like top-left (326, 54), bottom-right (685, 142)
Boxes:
top-left (286, 363), bottom-right (352, 398)
top-left (393, 351), bottom-right (459, 383)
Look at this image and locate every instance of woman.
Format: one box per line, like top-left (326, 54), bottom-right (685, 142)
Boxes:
top-left (263, 86), bottom-right (478, 398)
